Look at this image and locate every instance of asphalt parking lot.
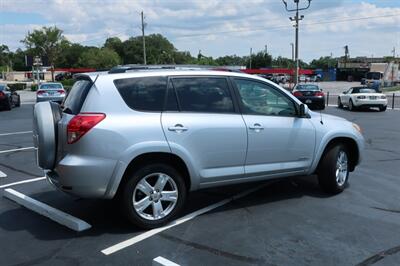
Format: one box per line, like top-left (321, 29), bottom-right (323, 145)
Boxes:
top-left (1, 104), bottom-right (400, 266)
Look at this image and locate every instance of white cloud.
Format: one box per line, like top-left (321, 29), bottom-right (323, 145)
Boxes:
top-left (0, 0), bottom-right (399, 61)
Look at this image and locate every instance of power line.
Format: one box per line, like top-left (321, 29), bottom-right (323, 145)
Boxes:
top-left (173, 12), bottom-right (400, 39)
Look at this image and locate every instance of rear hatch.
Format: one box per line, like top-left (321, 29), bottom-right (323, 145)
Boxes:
top-left (57, 77), bottom-right (95, 163)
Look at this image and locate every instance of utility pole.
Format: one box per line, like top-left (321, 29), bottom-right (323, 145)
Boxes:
top-left (249, 48), bottom-right (252, 69)
top-left (265, 45), bottom-right (268, 54)
top-left (282, 0), bottom-right (312, 84)
top-left (392, 47), bottom-right (396, 58)
top-left (290, 43), bottom-right (294, 61)
top-left (344, 45), bottom-right (349, 68)
top-left (141, 11), bottom-right (147, 65)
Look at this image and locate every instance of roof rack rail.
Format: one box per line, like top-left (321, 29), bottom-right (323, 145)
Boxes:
top-left (108, 64), bottom-right (217, 74)
top-left (108, 64), bottom-right (244, 74)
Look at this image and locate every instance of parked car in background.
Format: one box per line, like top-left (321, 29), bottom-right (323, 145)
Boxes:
top-left (36, 82), bottom-right (66, 103)
top-left (292, 84), bottom-right (325, 110)
top-left (0, 84), bottom-right (21, 111)
top-left (338, 86), bottom-right (387, 111)
top-left (33, 68), bottom-right (365, 229)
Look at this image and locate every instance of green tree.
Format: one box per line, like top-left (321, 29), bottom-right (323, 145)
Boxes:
top-left (215, 55), bottom-right (246, 66)
top-left (56, 41), bottom-right (87, 68)
top-left (78, 47), bottom-right (121, 69)
top-left (272, 56), bottom-right (295, 68)
top-left (0, 45), bottom-right (11, 67)
top-left (21, 26), bottom-right (65, 68)
top-left (309, 56), bottom-right (337, 69)
top-left (104, 37), bottom-right (124, 59)
top-left (247, 51), bottom-right (272, 68)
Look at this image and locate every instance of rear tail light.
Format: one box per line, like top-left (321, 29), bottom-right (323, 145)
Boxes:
top-left (293, 91), bottom-right (303, 97)
top-left (67, 113), bottom-right (106, 144)
top-left (58, 90), bottom-right (65, 94)
top-left (0, 91), bottom-right (5, 99)
top-left (37, 90), bottom-right (45, 95)
top-left (357, 96), bottom-right (366, 99)
top-left (315, 91), bottom-right (324, 97)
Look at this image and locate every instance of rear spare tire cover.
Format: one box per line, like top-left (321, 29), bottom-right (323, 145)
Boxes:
top-left (33, 101), bottom-right (61, 169)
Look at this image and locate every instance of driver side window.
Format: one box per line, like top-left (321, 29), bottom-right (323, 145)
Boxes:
top-left (233, 78), bottom-right (297, 116)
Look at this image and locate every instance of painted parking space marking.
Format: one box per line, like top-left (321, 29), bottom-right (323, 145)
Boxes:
top-left (101, 182), bottom-right (270, 255)
top-left (0, 176), bottom-right (46, 189)
top-left (0, 131), bottom-right (32, 137)
top-left (0, 170), bottom-right (6, 178)
top-left (153, 256), bottom-right (180, 266)
top-left (0, 147), bottom-right (35, 154)
top-left (3, 188), bottom-right (92, 232)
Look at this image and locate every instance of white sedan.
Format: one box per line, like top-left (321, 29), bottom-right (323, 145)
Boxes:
top-left (338, 87), bottom-right (387, 111)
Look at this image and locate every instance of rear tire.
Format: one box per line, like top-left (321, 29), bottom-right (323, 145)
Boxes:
top-left (16, 96), bottom-right (21, 107)
top-left (379, 106), bottom-right (387, 112)
top-left (317, 144), bottom-right (349, 194)
top-left (121, 163), bottom-right (187, 229)
top-left (5, 98), bottom-right (12, 110)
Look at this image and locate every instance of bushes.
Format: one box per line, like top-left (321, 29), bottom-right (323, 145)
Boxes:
top-left (31, 84), bottom-right (38, 91)
top-left (61, 79), bottom-right (74, 87)
top-left (8, 83), bottom-right (26, 91)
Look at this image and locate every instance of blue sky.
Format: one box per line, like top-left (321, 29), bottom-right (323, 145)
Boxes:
top-left (0, 0), bottom-right (399, 62)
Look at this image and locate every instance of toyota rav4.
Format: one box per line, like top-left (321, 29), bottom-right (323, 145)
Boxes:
top-left (33, 69), bottom-right (364, 228)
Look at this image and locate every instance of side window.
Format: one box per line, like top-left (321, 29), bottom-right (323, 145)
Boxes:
top-left (233, 78), bottom-right (297, 116)
top-left (114, 76), bottom-right (167, 111)
top-left (171, 77), bottom-right (234, 113)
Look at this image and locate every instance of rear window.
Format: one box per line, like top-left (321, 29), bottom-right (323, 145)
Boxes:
top-left (62, 79), bottom-right (92, 114)
top-left (297, 85), bottom-right (319, 91)
top-left (40, 83), bottom-right (63, 90)
top-left (114, 76), bottom-right (167, 111)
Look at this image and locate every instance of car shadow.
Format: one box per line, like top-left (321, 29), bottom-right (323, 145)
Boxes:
top-left (0, 175), bottom-right (335, 241)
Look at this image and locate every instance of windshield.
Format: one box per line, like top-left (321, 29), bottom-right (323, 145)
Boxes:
top-left (366, 72), bottom-right (382, 80)
top-left (39, 83), bottom-right (63, 90)
top-left (0, 84), bottom-right (5, 91)
top-left (297, 85), bottom-right (319, 91)
top-left (352, 88), bottom-right (376, 94)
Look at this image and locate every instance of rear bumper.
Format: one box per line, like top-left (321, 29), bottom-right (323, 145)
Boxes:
top-left (36, 96), bottom-right (65, 103)
top-left (297, 96), bottom-right (325, 107)
top-left (353, 99), bottom-right (387, 107)
top-left (47, 154), bottom-right (117, 198)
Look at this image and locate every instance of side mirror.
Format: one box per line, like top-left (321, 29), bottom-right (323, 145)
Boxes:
top-left (299, 103), bottom-right (309, 117)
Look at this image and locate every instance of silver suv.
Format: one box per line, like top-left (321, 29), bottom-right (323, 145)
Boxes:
top-left (33, 69), bottom-right (364, 228)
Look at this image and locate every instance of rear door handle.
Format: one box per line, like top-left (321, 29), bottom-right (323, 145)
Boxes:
top-left (249, 123), bottom-right (264, 132)
top-left (168, 124), bottom-right (188, 133)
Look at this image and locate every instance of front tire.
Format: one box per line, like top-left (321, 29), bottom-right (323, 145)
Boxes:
top-left (379, 105), bottom-right (387, 112)
top-left (348, 99), bottom-right (355, 111)
top-left (121, 163), bottom-right (187, 229)
top-left (337, 97), bottom-right (343, 109)
top-left (317, 144), bottom-right (349, 194)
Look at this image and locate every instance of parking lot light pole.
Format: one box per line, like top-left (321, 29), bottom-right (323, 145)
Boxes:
top-left (282, 0), bottom-right (312, 85)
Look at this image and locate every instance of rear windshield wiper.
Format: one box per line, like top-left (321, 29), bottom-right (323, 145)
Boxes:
top-left (63, 107), bottom-right (73, 114)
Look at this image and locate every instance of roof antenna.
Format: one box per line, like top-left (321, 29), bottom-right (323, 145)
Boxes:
top-left (319, 108), bottom-right (324, 124)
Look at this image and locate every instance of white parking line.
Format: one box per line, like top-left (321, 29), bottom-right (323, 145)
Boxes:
top-left (0, 170), bottom-right (6, 178)
top-left (0, 176), bottom-right (46, 189)
top-left (0, 147), bottom-right (35, 154)
top-left (101, 183), bottom-right (269, 255)
top-left (0, 131), bottom-right (32, 137)
top-left (3, 188), bottom-right (92, 232)
top-left (153, 256), bottom-right (180, 266)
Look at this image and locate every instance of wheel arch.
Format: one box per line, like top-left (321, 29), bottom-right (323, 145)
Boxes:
top-left (316, 137), bottom-right (359, 173)
top-left (113, 152), bottom-right (192, 199)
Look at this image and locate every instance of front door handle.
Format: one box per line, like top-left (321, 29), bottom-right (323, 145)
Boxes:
top-left (249, 123), bottom-right (264, 132)
top-left (168, 124), bottom-right (188, 133)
